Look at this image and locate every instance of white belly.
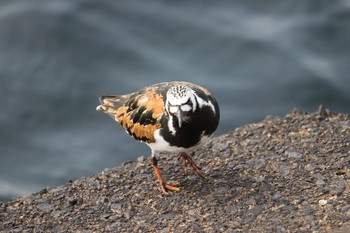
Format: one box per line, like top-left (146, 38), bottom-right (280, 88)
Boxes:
top-left (147, 129), bottom-right (211, 154)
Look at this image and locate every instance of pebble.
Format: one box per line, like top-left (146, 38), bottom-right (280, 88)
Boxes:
top-left (319, 200), bottom-right (328, 206)
top-left (37, 203), bottom-right (53, 212)
top-left (285, 151), bottom-right (303, 159)
top-left (137, 156), bottom-right (145, 163)
top-left (334, 180), bottom-right (346, 196)
top-left (316, 180), bottom-right (326, 186)
top-left (211, 142), bottom-right (228, 152)
top-left (304, 165), bottom-right (316, 171)
top-left (50, 210), bottom-right (62, 218)
top-left (302, 138), bottom-right (316, 143)
top-left (273, 191), bottom-right (282, 199)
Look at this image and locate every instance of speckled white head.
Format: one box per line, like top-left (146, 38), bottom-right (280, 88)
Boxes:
top-left (165, 85), bottom-right (197, 129)
top-left (166, 85), bottom-right (190, 104)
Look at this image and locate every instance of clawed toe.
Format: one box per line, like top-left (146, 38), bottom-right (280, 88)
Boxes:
top-left (178, 152), bottom-right (204, 178)
top-left (152, 153), bottom-right (205, 194)
top-left (160, 182), bottom-right (180, 194)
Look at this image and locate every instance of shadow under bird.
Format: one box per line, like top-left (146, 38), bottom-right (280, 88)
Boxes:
top-left (96, 81), bottom-right (220, 194)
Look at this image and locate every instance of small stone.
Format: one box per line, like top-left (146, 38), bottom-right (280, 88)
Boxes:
top-left (334, 181), bottom-right (346, 196)
top-left (316, 180), bottom-right (326, 186)
top-left (97, 173), bottom-right (107, 180)
top-left (159, 212), bottom-right (176, 220)
top-left (37, 203), bottom-right (53, 212)
top-left (305, 165), bottom-right (316, 171)
top-left (249, 204), bottom-right (266, 216)
top-left (124, 210), bottom-right (134, 219)
top-left (96, 197), bottom-right (108, 205)
top-left (227, 138), bottom-right (238, 144)
top-left (216, 186), bottom-right (229, 194)
top-left (273, 191), bottom-right (282, 199)
top-left (285, 151), bottom-right (303, 159)
top-left (313, 173), bottom-right (325, 180)
top-left (212, 142), bottom-right (228, 152)
top-left (264, 115), bottom-right (278, 121)
top-left (137, 156), bottom-right (145, 163)
top-left (279, 165), bottom-right (291, 176)
top-left (341, 205), bottom-right (350, 212)
top-left (305, 215), bottom-right (315, 220)
top-left (50, 210), bottom-right (62, 218)
top-left (121, 161), bottom-right (133, 169)
top-left (292, 108), bottom-right (304, 115)
top-left (110, 203), bottom-right (122, 212)
top-left (38, 188), bottom-right (48, 195)
top-left (340, 215), bottom-right (350, 221)
top-left (302, 138), bottom-right (316, 143)
top-left (318, 200), bottom-right (328, 206)
top-left (48, 187), bottom-right (65, 193)
top-left (245, 198), bottom-right (256, 205)
top-left (303, 208), bottom-right (315, 215)
top-left (228, 205), bottom-right (238, 214)
top-left (318, 105), bottom-right (331, 118)
top-left (276, 226), bottom-right (286, 233)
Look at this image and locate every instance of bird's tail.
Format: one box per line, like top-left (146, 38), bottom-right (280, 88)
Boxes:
top-left (96, 95), bottom-right (129, 119)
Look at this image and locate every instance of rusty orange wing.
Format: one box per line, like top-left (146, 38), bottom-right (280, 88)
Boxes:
top-left (97, 87), bottom-right (166, 143)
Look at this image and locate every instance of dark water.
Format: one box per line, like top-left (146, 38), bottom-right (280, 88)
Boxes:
top-left (1, 0), bottom-right (349, 202)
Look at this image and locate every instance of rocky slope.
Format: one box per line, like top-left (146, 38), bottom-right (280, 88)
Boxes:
top-left (1, 106), bottom-right (350, 232)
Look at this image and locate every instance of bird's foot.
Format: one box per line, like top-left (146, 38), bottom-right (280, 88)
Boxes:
top-left (160, 182), bottom-right (180, 194)
top-left (152, 157), bottom-right (181, 194)
top-left (178, 152), bottom-right (204, 178)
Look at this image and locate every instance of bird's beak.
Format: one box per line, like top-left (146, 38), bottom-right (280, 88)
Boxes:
top-left (177, 108), bottom-right (183, 128)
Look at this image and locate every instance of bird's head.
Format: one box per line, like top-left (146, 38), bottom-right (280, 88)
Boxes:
top-left (165, 85), bottom-right (197, 128)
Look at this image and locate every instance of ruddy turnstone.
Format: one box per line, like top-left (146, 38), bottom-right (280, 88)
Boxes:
top-left (96, 81), bottom-right (220, 194)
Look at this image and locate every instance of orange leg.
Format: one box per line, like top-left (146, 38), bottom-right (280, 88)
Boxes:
top-left (151, 157), bottom-right (180, 194)
top-left (178, 152), bottom-right (204, 178)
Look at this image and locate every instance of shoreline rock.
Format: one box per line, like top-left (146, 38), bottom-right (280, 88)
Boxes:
top-left (1, 107), bottom-right (350, 232)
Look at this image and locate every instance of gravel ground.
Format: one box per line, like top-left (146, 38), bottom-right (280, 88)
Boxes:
top-left (1, 106), bottom-right (350, 232)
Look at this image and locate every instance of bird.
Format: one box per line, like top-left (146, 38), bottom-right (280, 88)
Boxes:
top-left (96, 81), bottom-right (220, 194)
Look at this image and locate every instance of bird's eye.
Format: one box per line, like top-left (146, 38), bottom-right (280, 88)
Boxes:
top-left (180, 105), bottom-right (192, 112)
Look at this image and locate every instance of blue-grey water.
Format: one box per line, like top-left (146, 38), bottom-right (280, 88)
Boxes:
top-left (1, 0), bottom-right (349, 202)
